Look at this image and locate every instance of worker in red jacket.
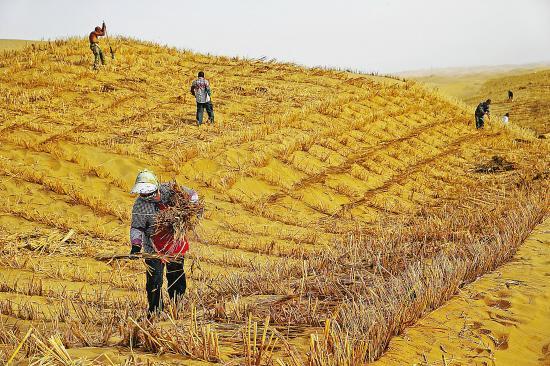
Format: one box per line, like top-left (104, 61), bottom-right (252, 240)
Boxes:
top-left (129, 170), bottom-right (198, 316)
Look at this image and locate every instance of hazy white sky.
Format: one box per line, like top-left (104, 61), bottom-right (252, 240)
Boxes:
top-left (1, 0), bottom-right (549, 73)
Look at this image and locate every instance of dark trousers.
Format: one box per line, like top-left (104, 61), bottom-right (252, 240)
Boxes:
top-left (145, 258), bottom-right (186, 314)
top-left (475, 115), bottom-right (484, 129)
top-left (196, 102), bottom-right (214, 125)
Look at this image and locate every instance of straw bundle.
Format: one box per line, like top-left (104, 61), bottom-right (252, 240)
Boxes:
top-left (474, 155), bottom-right (515, 173)
top-left (155, 182), bottom-right (205, 241)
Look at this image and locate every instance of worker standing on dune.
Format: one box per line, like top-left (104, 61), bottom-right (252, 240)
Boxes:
top-left (191, 71), bottom-right (215, 126)
top-left (475, 99), bottom-right (491, 129)
top-left (129, 170), bottom-right (199, 316)
top-left (89, 22), bottom-right (106, 70)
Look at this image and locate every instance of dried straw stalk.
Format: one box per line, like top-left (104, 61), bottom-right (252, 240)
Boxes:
top-left (155, 182), bottom-right (205, 241)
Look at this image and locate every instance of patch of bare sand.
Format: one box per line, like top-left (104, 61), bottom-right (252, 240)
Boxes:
top-left (374, 216), bottom-right (550, 365)
top-left (0, 39), bottom-right (45, 51)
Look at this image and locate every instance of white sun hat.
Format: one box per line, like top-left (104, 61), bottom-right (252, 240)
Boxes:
top-left (130, 170), bottom-right (159, 194)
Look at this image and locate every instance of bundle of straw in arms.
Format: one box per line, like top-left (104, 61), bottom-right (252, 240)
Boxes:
top-left (154, 182), bottom-right (205, 241)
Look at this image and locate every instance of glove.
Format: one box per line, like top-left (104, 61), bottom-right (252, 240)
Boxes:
top-left (130, 245), bottom-right (141, 257)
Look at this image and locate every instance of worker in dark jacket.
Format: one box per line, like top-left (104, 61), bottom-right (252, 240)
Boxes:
top-left (129, 170), bottom-right (198, 315)
top-left (89, 22), bottom-right (106, 69)
top-left (475, 99), bottom-right (491, 129)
